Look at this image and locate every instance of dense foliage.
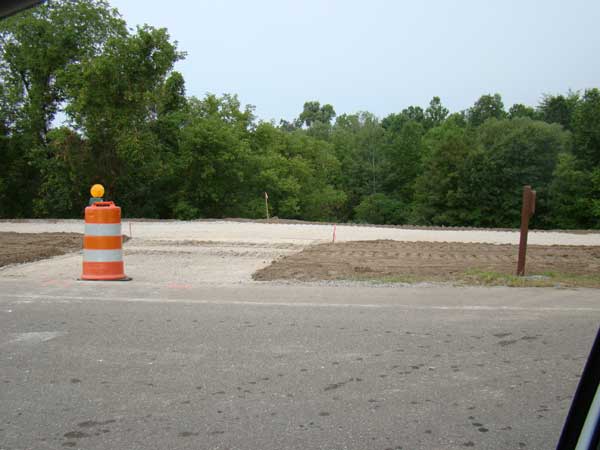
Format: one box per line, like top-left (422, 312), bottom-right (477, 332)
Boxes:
top-left (1, 1), bottom-right (598, 228)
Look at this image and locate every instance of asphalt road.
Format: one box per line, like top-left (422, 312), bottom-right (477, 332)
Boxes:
top-left (1, 281), bottom-right (599, 450)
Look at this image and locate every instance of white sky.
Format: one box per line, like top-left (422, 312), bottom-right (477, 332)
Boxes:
top-left (108, 0), bottom-right (600, 122)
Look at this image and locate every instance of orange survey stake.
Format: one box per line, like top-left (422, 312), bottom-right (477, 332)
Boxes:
top-left (81, 201), bottom-right (129, 281)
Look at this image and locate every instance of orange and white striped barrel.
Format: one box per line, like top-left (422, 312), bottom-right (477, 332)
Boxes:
top-left (81, 201), bottom-right (128, 280)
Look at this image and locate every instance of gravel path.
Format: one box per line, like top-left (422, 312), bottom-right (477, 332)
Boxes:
top-left (1, 219), bottom-right (599, 246)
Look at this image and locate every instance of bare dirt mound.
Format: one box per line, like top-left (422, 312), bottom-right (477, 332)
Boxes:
top-left (253, 240), bottom-right (600, 286)
top-left (0, 232), bottom-right (82, 267)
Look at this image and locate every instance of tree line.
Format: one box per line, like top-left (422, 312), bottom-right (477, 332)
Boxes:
top-left (1, 0), bottom-right (598, 229)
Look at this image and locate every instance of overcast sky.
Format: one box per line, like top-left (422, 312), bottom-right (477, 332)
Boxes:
top-left (109, 0), bottom-right (600, 122)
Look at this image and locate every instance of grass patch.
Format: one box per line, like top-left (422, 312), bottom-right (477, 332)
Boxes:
top-left (348, 270), bottom-right (600, 288)
top-left (349, 274), bottom-right (434, 285)
top-left (459, 269), bottom-right (600, 288)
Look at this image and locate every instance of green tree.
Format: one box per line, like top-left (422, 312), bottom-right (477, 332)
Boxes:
top-left (31, 127), bottom-right (91, 217)
top-left (467, 93), bottom-right (506, 127)
top-left (538, 92), bottom-right (579, 130)
top-left (296, 101), bottom-right (336, 127)
top-left (331, 112), bottom-right (385, 218)
top-left (591, 168), bottom-right (600, 225)
top-left (381, 105), bottom-right (427, 133)
top-left (381, 112), bottom-right (407, 133)
top-left (65, 25), bottom-right (184, 216)
top-left (354, 193), bottom-right (404, 224)
top-left (175, 94), bottom-right (254, 218)
top-left (424, 96), bottom-right (449, 129)
top-left (0, 0), bottom-right (126, 216)
top-left (401, 105), bottom-right (426, 124)
top-left (475, 118), bottom-right (569, 227)
top-left (445, 112), bottom-right (467, 128)
top-left (546, 153), bottom-right (596, 228)
top-left (294, 101), bottom-right (336, 140)
top-left (508, 103), bottom-right (538, 120)
top-left (249, 121), bottom-right (345, 220)
top-left (413, 121), bottom-right (476, 225)
top-left (381, 119), bottom-right (424, 211)
top-left (0, 0), bottom-right (125, 145)
top-left (571, 88), bottom-right (600, 167)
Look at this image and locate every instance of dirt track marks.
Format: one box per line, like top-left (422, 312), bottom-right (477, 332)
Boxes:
top-left (253, 240), bottom-right (600, 282)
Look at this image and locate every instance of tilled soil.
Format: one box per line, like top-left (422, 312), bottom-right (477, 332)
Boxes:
top-left (253, 240), bottom-right (600, 282)
top-left (0, 232), bottom-right (82, 267)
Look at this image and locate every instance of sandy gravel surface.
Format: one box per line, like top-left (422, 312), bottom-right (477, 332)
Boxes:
top-left (0, 237), bottom-right (301, 285)
top-left (1, 219), bottom-right (599, 246)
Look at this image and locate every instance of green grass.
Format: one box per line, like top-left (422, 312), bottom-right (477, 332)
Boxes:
top-left (352, 274), bottom-right (431, 285)
top-left (349, 270), bottom-right (600, 288)
top-left (461, 269), bottom-right (600, 288)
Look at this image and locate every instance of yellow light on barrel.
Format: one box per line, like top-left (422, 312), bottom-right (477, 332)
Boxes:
top-left (90, 184), bottom-right (105, 198)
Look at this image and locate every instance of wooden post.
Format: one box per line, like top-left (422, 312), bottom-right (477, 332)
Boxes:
top-left (516, 185), bottom-right (536, 276)
top-left (264, 192), bottom-right (269, 220)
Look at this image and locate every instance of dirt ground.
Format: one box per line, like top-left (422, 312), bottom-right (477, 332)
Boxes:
top-left (2, 230), bottom-right (600, 287)
top-left (0, 232), bottom-right (82, 267)
top-left (253, 240), bottom-right (600, 286)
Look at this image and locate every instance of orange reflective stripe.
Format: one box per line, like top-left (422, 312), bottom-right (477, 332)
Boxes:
top-left (85, 207), bottom-right (121, 224)
top-left (81, 261), bottom-right (125, 280)
top-left (83, 235), bottom-right (122, 250)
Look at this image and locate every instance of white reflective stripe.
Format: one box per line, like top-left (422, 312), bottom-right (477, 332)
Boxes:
top-left (83, 249), bottom-right (123, 262)
top-left (84, 223), bottom-right (121, 236)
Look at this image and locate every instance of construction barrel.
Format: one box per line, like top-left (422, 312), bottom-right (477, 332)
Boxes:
top-left (81, 201), bottom-right (128, 281)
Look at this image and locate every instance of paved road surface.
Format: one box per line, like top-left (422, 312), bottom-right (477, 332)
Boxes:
top-left (1, 280), bottom-right (599, 450)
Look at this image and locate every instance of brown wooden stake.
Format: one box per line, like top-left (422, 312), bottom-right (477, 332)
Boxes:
top-left (516, 185), bottom-right (536, 276)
